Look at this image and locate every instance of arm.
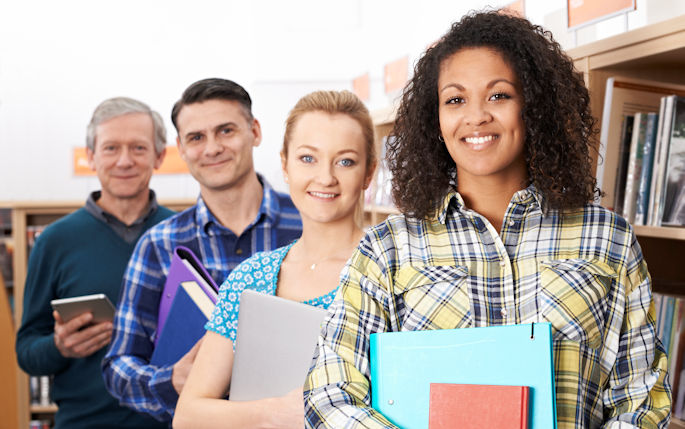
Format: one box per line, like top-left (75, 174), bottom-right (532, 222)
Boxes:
top-left (15, 235), bottom-right (71, 375)
top-left (174, 331), bottom-right (304, 429)
top-left (304, 239), bottom-right (399, 429)
top-left (101, 233), bottom-right (178, 422)
top-left (602, 235), bottom-right (671, 428)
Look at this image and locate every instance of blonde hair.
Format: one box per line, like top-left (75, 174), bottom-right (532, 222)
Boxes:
top-left (282, 90), bottom-right (376, 173)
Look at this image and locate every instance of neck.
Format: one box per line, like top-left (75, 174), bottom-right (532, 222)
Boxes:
top-left (458, 176), bottom-right (527, 233)
top-left (96, 191), bottom-right (150, 226)
top-left (200, 173), bottom-right (263, 235)
top-left (294, 217), bottom-right (364, 263)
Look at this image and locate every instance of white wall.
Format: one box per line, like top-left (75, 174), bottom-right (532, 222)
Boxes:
top-left (1, 0), bottom-right (684, 201)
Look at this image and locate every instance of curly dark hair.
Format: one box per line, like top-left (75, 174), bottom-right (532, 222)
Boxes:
top-left (388, 10), bottom-right (599, 219)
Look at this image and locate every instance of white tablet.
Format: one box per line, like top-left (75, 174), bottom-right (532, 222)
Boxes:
top-left (50, 293), bottom-right (115, 324)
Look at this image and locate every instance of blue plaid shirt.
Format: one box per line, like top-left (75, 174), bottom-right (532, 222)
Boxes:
top-left (102, 176), bottom-right (302, 422)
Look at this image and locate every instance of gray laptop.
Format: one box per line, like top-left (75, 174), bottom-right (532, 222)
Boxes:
top-left (229, 289), bottom-right (328, 401)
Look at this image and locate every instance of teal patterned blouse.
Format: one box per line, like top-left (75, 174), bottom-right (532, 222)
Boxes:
top-left (205, 241), bottom-right (338, 342)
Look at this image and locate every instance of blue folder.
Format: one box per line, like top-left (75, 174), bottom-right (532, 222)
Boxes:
top-left (370, 323), bottom-right (557, 429)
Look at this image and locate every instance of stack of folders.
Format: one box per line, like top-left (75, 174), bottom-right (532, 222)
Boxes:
top-left (370, 323), bottom-right (556, 429)
top-left (150, 246), bottom-right (219, 366)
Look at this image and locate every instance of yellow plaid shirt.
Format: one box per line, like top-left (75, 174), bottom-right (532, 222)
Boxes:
top-left (304, 187), bottom-right (671, 429)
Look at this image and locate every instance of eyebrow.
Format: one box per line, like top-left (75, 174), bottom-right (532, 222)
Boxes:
top-left (293, 145), bottom-right (360, 156)
top-left (183, 122), bottom-right (237, 140)
top-left (439, 78), bottom-right (517, 94)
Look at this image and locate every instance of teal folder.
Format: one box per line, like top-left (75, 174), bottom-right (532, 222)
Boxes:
top-left (370, 323), bottom-right (557, 429)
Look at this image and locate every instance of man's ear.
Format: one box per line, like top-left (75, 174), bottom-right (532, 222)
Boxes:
top-left (153, 147), bottom-right (167, 170)
top-left (86, 147), bottom-right (96, 171)
top-left (251, 118), bottom-right (262, 147)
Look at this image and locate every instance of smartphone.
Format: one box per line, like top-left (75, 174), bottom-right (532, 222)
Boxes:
top-left (50, 293), bottom-right (115, 324)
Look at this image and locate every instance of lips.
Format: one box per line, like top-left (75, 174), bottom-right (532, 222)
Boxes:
top-left (308, 191), bottom-right (339, 199)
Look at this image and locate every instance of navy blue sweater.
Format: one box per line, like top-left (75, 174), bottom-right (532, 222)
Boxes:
top-left (16, 206), bottom-right (173, 429)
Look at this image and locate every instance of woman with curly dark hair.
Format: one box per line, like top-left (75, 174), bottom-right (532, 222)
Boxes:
top-left (304, 10), bottom-right (670, 429)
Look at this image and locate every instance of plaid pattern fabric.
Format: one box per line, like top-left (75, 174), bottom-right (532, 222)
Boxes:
top-left (304, 186), bottom-right (671, 429)
top-left (102, 176), bottom-right (301, 422)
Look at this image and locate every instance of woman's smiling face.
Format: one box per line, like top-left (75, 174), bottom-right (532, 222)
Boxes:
top-left (438, 47), bottom-right (527, 187)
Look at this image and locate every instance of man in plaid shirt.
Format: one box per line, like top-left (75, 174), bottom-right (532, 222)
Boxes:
top-left (102, 78), bottom-right (301, 423)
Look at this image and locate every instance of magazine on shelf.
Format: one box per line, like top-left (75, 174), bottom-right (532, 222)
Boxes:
top-left (661, 96), bottom-right (685, 226)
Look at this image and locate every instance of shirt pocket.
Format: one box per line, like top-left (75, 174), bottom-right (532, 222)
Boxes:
top-left (393, 265), bottom-right (472, 331)
top-left (539, 258), bottom-right (617, 349)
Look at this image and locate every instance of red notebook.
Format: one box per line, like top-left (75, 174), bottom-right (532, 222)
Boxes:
top-left (428, 383), bottom-right (529, 429)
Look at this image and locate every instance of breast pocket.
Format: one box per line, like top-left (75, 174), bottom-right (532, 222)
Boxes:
top-left (539, 259), bottom-right (617, 349)
top-left (393, 265), bottom-right (472, 331)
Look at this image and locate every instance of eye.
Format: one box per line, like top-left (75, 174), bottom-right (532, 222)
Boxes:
top-left (445, 96), bottom-right (465, 105)
top-left (489, 92), bottom-right (512, 101)
top-left (220, 127), bottom-right (234, 135)
top-left (102, 144), bottom-right (117, 152)
top-left (299, 155), bottom-right (314, 163)
top-left (134, 145), bottom-right (148, 152)
top-left (188, 134), bottom-right (203, 143)
top-left (338, 158), bottom-right (356, 167)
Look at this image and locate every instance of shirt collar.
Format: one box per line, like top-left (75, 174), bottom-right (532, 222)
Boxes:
top-left (436, 183), bottom-right (544, 224)
top-left (85, 190), bottom-right (158, 226)
top-left (197, 173), bottom-right (280, 234)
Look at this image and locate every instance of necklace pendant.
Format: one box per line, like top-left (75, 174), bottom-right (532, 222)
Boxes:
top-left (310, 263), bottom-right (316, 270)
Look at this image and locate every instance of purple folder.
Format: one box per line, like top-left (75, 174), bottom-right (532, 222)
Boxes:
top-left (155, 246), bottom-right (219, 345)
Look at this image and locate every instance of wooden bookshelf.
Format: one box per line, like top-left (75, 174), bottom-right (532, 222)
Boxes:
top-left (568, 15), bottom-right (685, 429)
top-left (567, 14), bottom-right (685, 298)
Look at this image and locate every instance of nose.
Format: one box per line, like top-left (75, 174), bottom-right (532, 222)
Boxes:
top-left (315, 163), bottom-right (338, 186)
top-left (203, 136), bottom-right (224, 157)
top-left (464, 99), bottom-right (492, 126)
top-left (115, 147), bottom-right (135, 168)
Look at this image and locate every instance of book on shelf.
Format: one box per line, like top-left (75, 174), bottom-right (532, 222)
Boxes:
top-left (661, 96), bottom-right (685, 227)
top-left (29, 375), bottom-right (54, 407)
top-left (649, 96), bottom-right (678, 226)
top-left (622, 113), bottom-right (650, 223)
top-left (634, 112), bottom-right (660, 225)
top-left (0, 237), bottom-right (13, 288)
top-left (613, 115), bottom-right (635, 215)
top-left (598, 77), bottom-right (685, 210)
top-left (428, 383), bottom-right (529, 429)
top-left (653, 293), bottom-right (685, 418)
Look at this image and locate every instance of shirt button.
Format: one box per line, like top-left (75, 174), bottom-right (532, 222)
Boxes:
top-left (499, 261), bottom-right (506, 268)
top-left (500, 308), bottom-right (508, 317)
top-left (236, 248), bottom-right (243, 255)
top-left (508, 220), bottom-right (515, 226)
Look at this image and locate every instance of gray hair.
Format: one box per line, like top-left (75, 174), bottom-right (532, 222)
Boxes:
top-left (86, 97), bottom-right (166, 154)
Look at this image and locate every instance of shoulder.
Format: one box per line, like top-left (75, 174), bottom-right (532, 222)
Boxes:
top-left (230, 247), bottom-right (288, 276)
top-left (154, 205), bottom-right (176, 220)
top-left (35, 208), bottom-right (95, 242)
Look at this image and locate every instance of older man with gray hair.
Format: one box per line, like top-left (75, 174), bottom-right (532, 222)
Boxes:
top-left (16, 97), bottom-right (174, 429)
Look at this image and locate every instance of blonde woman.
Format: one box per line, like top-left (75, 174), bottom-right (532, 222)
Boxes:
top-left (173, 90), bottom-right (376, 429)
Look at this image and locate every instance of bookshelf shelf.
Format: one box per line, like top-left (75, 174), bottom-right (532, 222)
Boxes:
top-left (30, 404), bottom-right (58, 414)
top-left (635, 225), bottom-right (685, 240)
